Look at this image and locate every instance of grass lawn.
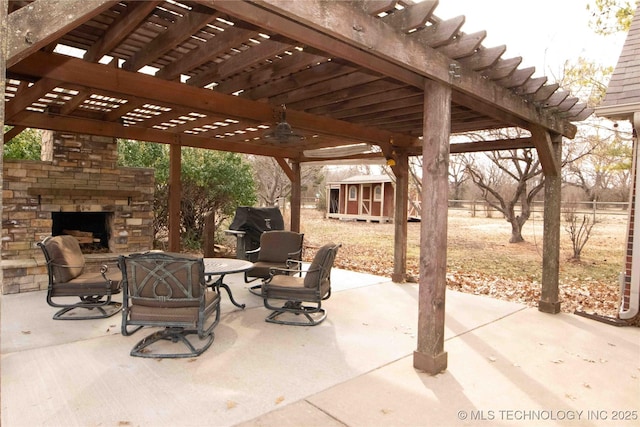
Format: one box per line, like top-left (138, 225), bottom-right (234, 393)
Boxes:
top-left (291, 207), bottom-right (627, 318)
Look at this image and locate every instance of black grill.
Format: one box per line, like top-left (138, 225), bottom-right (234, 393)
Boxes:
top-left (228, 207), bottom-right (284, 260)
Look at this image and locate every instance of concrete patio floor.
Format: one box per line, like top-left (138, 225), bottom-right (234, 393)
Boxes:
top-left (2, 267), bottom-right (639, 426)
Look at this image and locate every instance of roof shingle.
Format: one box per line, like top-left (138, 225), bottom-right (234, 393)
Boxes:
top-left (600, 4), bottom-right (640, 118)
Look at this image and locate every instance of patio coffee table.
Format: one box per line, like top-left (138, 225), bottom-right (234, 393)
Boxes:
top-left (203, 258), bottom-right (253, 309)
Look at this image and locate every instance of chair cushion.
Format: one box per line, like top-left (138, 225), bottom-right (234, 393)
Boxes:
top-left (247, 260), bottom-right (287, 279)
top-left (264, 275), bottom-right (330, 300)
top-left (51, 270), bottom-right (122, 297)
top-left (304, 243), bottom-right (336, 288)
top-left (129, 291), bottom-right (219, 325)
top-left (258, 231), bottom-right (303, 263)
top-left (46, 235), bottom-right (85, 283)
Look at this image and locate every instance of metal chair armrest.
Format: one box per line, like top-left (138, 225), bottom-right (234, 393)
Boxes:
top-left (285, 259), bottom-right (303, 268)
top-left (287, 248), bottom-right (303, 258)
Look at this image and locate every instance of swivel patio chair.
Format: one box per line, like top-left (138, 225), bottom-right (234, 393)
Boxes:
top-left (261, 242), bottom-right (340, 326)
top-left (244, 230), bottom-right (304, 296)
top-left (118, 251), bottom-right (220, 358)
top-left (38, 235), bottom-right (121, 320)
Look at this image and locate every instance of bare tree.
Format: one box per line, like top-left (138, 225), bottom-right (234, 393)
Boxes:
top-left (251, 156), bottom-right (291, 206)
top-left (449, 154), bottom-right (470, 206)
top-left (249, 155), bottom-right (325, 207)
top-left (564, 128), bottom-right (633, 203)
top-left (464, 129), bottom-right (545, 243)
top-left (563, 199), bottom-right (597, 261)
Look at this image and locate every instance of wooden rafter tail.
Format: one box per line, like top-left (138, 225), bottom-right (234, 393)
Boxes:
top-left (482, 57), bottom-right (522, 80)
top-left (562, 103), bottom-right (587, 119)
top-left (497, 66), bottom-right (535, 89)
top-left (555, 97), bottom-right (579, 113)
top-left (437, 30), bottom-right (487, 60)
top-left (457, 45), bottom-right (507, 71)
top-left (415, 15), bottom-right (465, 48)
top-left (533, 83), bottom-right (560, 102)
top-left (569, 107), bottom-right (594, 122)
top-left (382, 0), bottom-right (438, 33)
top-left (362, 0), bottom-right (398, 16)
top-left (514, 76), bottom-right (547, 96)
top-left (543, 91), bottom-right (569, 108)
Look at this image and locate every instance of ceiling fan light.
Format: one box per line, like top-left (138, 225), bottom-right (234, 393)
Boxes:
top-left (263, 105), bottom-right (305, 143)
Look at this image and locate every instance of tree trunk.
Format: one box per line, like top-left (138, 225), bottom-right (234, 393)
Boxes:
top-left (509, 218), bottom-right (524, 243)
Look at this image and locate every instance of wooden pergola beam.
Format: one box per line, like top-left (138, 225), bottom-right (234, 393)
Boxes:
top-left (450, 137), bottom-right (534, 153)
top-left (7, 0), bottom-right (117, 68)
top-left (239, 0), bottom-right (576, 139)
top-left (10, 51), bottom-right (415, 149)
top-left (122, 3), bottom-right (217, 73)
top-left (83, 1), bottom-right (161, 63)
top-left (7, 111), bottom-right (299, 158)
top-left (3, 125), bottom-right (25, 143)
top-left (4, 77), bottom-right (58, 120)
top-left (156, 26), bottom-right (260, 81)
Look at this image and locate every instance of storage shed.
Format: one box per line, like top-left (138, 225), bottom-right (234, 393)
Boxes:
top-left (327, 175), bottom-right (394, 223)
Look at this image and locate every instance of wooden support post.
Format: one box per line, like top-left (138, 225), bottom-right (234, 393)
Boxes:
top-left (539, 133), bottom-right (562, 313)
top-left (203, 211), bottom-right (215, 258)
top-left (391, 149), bottom-right (409, 283)
top-left (168, 143), bottom-right (181, 252)
top-left (290, 160), bottom-right (301, 233)
top-left (1, 0), bottom-right (7, 289)
top-left (414, 79), bottom-right (450, 374)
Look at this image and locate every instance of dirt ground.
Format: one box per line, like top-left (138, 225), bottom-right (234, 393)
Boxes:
top-left (287, 207), bottom-right (630, 321)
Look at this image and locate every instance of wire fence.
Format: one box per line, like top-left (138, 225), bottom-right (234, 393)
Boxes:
top-left (446, 200), bottom-right (630, 220)
top-left (303, 197), bottom-right (629, 220)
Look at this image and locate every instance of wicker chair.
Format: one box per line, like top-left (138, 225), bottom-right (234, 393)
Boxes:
top-left (244, 231), bottom-right (304, 296)
top-left (118, 252), bottom-right (220, 358)
top-left (261, 243), bottom-right (340, 326)
top-left (38, 235), bottom-right (121, 320)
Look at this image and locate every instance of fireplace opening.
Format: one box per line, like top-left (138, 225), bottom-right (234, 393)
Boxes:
top-left (51, 212), bottom-right (113, 253)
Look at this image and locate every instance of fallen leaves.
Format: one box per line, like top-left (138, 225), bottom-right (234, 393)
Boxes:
top-left (299, 209), bottom-right (626, 320)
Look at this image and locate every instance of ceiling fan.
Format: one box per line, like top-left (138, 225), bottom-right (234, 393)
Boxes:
top-left (263, 104), bottom-right (305, 143)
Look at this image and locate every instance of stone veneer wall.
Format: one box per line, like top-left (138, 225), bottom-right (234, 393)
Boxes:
top-left (2, 132), bottom-right (155, 294)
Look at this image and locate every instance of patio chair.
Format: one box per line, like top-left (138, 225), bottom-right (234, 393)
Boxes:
top-left (38, 235), bottom-right (121, 320)
top-left (261, 242), bottom-right (340, 326)
top-left (118, 251), bottom-right (220, 358)
top-left (244, 231), bottom-right (304, 296)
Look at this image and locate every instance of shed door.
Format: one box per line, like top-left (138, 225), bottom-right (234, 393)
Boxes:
top-left (360, 185), bottom-right (371, 215)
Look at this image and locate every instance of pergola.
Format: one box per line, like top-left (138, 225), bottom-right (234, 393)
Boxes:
top-left (0, 0), bottom-right (590, 374)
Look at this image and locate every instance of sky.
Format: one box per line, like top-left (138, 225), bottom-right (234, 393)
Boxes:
top-left (431, 1), bottom-right (627, 80)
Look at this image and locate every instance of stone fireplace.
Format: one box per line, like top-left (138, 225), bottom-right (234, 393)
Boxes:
top-left (51, 211), bottom-right (113, 253)
top-left (2, 131), bottom-right (155, 294)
